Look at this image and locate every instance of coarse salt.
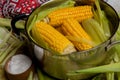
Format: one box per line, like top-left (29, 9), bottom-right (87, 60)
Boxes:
top-left (8, 54), bottom-right (32, 74)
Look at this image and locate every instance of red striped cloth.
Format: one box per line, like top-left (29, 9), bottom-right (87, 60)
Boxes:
top-left (0, 0), bottom-right (49, 18)
top-left (0, 0), bottom-right (6, 17)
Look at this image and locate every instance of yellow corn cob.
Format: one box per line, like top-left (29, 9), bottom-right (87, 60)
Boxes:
top-left (31, 21), bottom-right (76, 55)
top-left (48, 5), bottom-right (93, 27)
top-left (61, 18), bottom-right (92, 51)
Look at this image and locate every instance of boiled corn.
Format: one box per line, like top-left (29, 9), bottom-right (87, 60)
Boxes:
top-left (48, 5), bottom-right (93, 27)
top-left (61, 18), bottom-right (93, 50)
top-left (31, 21), bottom-right (76, 55)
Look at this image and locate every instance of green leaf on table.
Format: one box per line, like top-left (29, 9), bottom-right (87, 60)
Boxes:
top-left (67, 62), bottom-right (120, 76)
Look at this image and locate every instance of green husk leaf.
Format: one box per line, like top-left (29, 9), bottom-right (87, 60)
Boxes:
top-left (67, 62), bottom-right (120, 76)
top-left (27, 15), bottom-right (37, 33)
top-left (0, 31), bottom-right (11, 49)
top-left (0, 27), bottom-right (9, 39)
top-left (114, 23), bottom-right (120, 61)
top-left (0, 17), bottom-right (25, 29)
top-left (94, 0), bottom-right (103, 25)
top-left (0, 40), bottom-right (22, 63)
top-left (100, 11), bottom-right (111, 38)
top-left (93, 8), bottom-right (99, 23)
top-left (82, 18), bottom-right (107, 44)
top-left (0, 27), bottom-right (24, 64)
top-left (1, 42), bottom-right (23, 65)
top-left (94, 0), bottom-right (111, 38)
top-left (37, 69), bottom-right (44, 80)
top-left (116, 23), bottom-right (120, 40)
top-left (117, 72), bottom-right (120, 80)
top-left (106, 72), bottom-right (114, 80)
top-left (105, 61), bottom-right (115, 80)
top-left (27, 71), bottom-right (33, 80)
top-left (114, 16), bottom-right (120, 80)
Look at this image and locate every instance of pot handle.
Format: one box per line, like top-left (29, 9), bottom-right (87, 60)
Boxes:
top-left (11, 14), bottom-right (29, 35)
top-left (106, 40), bottom-right (120, 51)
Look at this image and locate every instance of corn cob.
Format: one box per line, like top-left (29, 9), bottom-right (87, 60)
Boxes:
top-left (31, 21), bottom-right (76, 55)
top-left (61, 18), bottom-right (93, 51)
top-left (48, 5), bottom-right (93, 27)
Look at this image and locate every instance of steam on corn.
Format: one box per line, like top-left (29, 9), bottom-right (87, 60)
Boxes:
top-left (61, 18), bottom-right (93, 51)
top-left (48, 5), bottom-right (93, 27)
top-left (31, 21), bottom-right (76, 55)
